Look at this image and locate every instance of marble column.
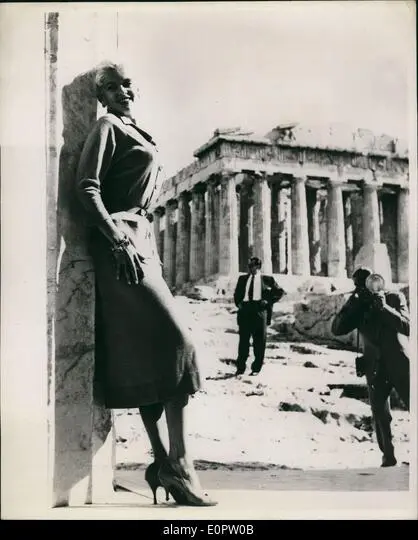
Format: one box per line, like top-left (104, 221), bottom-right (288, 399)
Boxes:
top-left (306, 187), bottom-right (322, 275)
top-left (46, 11), bottom-right (119, 507)
top-left (252, 174), bottom-right (272, 273)
top-left (175, 191), bottom-right (191, 288)
top-left (189, 183), bottom-right (206, 281)
top-left (219, 172), bottom-right (239, 275)
top-left (397, 186), bottom-right (409, 283)
top-left (362, 181), bottom-right (380, 245)
top-left (153, 207), bottom-right (164, 260)
top-left (354, 173), bottom-right (392, 282)
top-left (343, 192), bottom-right (354, 278)
top-left (163, 200), bottom-right (177, 287)
top-left (205, 178), bottom-right (219, 277)
top-left (214, 183), bottom-right (221, 271)
top-left (291, 175), bottom-right (310, 275)
top-left (271, 182), bottom-right (288, 274)
top-left (278, 187), bottom-right (289, 273)
top-left (327, 178), bottom-right (346, 277)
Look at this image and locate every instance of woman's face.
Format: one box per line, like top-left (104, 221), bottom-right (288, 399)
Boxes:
top-left (99, 69), bottom-right (137, 116)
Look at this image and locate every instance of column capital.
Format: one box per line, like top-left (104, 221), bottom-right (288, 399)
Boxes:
top-left (398, 175), bottom-right (409, 192)
top-left (362, 180), bottom-right (379, 191)
top-left (218, 171), bottom-right (239, 189)
top-left (219, 169), bottom-right (238, 183)
top-left (293, 174), bottom-right (307, 184)
top-left (328, 164), bottom-right (349, 186)
top-left (363, 168), bottom-right (384, 188)
top-left (327, 176), bottom-right (346, 188)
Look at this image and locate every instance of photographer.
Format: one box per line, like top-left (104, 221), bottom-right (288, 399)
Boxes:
top-left (332, 267), bottom-right (410, 467)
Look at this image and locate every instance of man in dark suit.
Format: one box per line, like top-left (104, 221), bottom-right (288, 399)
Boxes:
top-left (332, 267), bottom-right (410, 467)
top-left (233, 257), bottom-right (285, 376)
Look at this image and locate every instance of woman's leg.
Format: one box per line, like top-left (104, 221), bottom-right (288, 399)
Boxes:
top-left (163, 394), bottom-right (206, 492)
top-left (139, 403), bottom-right (168, 461)
top-left (164, 394), bottom-right (189, 460)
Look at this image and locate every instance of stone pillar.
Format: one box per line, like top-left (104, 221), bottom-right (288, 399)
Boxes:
top-left (354, 172), bottom-right (392, 282)
top-left (163, 200), bottom-right (177, 287)
top-left (45, 11), bottom-right (119, 507)
top-left (278, 188), bottom-right (289, 273)
top-left (306, 187), bottom-right (322, 275)
top-left (272, 182), bottom-right (288, 274)
top-left (214, 183), bottom-right (221, 271)
top-left (175, 191), bottom-right (191, 288)
top-left (362, 181), bottom-right (381, 245)
top-left (343, 192), bottom-right (354, 278)
top-left (153, 207), bottom-right (164, 260)
top-left (326, 177), bottom-right (346, 277)
top-left (284, 188), bottom-right (292, 273)
top-left (291, 175), bottom-right (310, 275)
top-left (397, 185), bottom-right (409, 283)
top-left (219, 172), bottom-right (239, 275)
top-left (189, 183), bottom-right (206, 281)
top-left (205, 178), bottom-right (219, 277)
top-left (252, 173), bottom-right (272, 273)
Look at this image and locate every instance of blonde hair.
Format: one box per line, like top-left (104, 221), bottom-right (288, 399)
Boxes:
top-left (94, 61), bottom-right (126, 103)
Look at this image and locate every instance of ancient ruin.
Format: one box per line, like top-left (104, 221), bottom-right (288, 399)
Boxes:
top-left (154, 124), bottom-right (409, 288)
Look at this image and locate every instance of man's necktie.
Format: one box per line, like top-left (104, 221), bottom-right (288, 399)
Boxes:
top-left (248, 275), bottom-right (255, 301)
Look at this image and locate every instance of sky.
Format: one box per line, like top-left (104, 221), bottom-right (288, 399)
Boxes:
top-left (116, 1), bottom-right (415, 177)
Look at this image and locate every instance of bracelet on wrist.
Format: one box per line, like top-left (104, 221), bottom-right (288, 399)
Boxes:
top-left (111, 233), bottom-right (130, 253)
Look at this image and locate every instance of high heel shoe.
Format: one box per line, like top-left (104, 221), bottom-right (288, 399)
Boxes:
top-left (158, 458), bottom-right (217, 507)
top-left (145, 461), bottom-right (170, 505)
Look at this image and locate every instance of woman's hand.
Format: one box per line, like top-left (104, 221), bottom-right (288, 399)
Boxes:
top-left (112, 243), bottom-right (145, 285)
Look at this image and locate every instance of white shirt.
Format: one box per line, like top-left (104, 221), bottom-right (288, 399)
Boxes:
top-left (243, 272), bottom-right (262, 301)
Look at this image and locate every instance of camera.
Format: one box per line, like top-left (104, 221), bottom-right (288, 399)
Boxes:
top-left (354, 273), bottom-right (386, 310)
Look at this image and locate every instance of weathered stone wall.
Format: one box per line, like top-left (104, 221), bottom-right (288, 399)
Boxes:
top-left (46, 11), bottom-right (119, 507)
top-left (293, 294), bottom-right (357, 349)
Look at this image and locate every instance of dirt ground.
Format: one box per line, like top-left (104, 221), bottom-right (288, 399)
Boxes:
top-left (113, 297), bottom-right (410, 473)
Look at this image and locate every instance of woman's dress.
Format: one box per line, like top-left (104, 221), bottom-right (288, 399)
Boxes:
top-left (76, 112), bottom-right (201, 408)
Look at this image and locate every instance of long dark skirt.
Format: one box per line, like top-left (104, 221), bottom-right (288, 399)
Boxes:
top-left (91, 214), bottom-right (201, 408)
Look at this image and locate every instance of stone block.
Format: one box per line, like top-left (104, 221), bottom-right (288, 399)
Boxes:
top-left (47, 11), bottom-right (118, 506)
top-left (293, 293), bottom-right (357, 348)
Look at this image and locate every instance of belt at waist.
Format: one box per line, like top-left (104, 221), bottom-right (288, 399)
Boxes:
top-left (110, 207), bottom-right (151, 222)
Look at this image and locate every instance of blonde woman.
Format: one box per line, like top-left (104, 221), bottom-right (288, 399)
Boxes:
top-left (76, 62), bottom-right (216, 507)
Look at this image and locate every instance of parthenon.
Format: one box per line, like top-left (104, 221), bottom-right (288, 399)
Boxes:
top-left (153, 123), bottom-right (409, 289)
